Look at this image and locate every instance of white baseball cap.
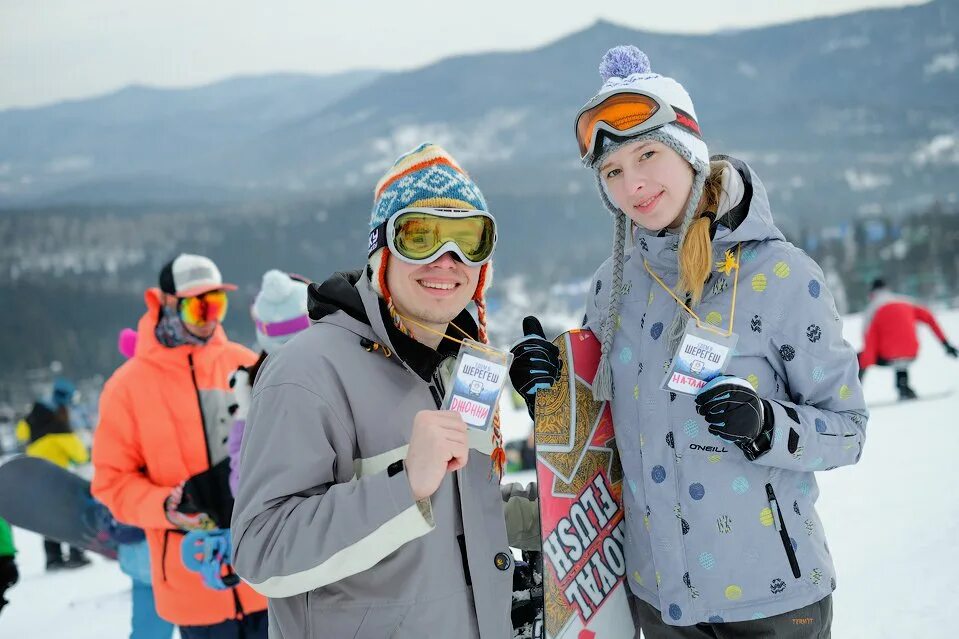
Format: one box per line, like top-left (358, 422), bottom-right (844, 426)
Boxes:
top-left (158, 253), bottom-right (237, 298)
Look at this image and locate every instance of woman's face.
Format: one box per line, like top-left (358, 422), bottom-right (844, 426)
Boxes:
top-left (599, 139), bottom-right (694, 232)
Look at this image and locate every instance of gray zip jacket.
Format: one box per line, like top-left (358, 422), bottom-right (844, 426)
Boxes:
top-left (231, 272), bottom-right (515, 638)
top-left (584, 157), bottom-right (868, 626)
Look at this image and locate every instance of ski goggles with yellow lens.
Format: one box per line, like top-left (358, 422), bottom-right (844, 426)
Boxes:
top-left (369, 207), bottom-right (497, 266)
top-left (178, 290), bottom-right (229, 327)
top-left (574, 88), bottom-right (702, 165)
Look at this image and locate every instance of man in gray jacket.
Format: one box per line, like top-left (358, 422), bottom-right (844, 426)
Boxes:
top-left (231, 143), bottom-right (535, 638)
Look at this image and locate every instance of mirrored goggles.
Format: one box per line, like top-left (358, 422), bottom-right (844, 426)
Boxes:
top-left (178, 290), bottom-right (228, 327)
top-left (369, 207), bottom-right (497, 266)
top-left (574, 88), bottom-right (701, 165)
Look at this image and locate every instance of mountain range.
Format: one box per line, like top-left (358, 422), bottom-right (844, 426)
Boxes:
top-left (2, 0), bottom-right (958, 398)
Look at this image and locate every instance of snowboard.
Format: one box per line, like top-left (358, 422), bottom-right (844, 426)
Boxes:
top-left (0, 455), bottom-right (141, 559)
top-left (534, 329), bottom-right (633, 639)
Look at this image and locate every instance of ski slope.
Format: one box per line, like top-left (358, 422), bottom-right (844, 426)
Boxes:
top-left (1, 310), bottom-right (957, 638)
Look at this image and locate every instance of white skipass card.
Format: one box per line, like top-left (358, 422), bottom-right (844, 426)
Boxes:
top-left (442, 340), bottom-right (511, 430)
top-left (661, 318), bottom-right (738, 396)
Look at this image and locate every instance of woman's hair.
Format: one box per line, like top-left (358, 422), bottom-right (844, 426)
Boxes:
top-left (677, 163), bottom-right (725, 306)
top-left (245, 351), bottom-right (269, 385)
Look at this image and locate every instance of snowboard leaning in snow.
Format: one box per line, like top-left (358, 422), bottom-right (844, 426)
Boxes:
top-left (0, 455), bottom-right (134, 559)
top-left (534, 329), bottom-right (632, 639)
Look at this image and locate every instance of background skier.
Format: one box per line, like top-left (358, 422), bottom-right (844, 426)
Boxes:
top-left (858, 278), bottom-right (958, 399)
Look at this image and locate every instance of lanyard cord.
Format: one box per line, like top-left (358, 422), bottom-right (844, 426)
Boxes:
top-left (643, 243), bottom-right (742, 338)
top-left (394, 311), bottom-right (508, 363)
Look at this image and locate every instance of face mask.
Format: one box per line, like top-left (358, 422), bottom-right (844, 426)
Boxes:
top-left (155, 305), bottom-right (210, 348)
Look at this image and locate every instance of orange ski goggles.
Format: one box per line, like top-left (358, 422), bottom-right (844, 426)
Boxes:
top-left (178, 290), bottom-right (228, 327)
top-left (574, 89), bottom-right (702, 165)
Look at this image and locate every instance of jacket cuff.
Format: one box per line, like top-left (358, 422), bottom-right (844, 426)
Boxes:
top-left (385, 467), bottom-right (434, 528)
top-left (145, 486), bottom-right (178, 530)
top-left (746, 400), bottom-right (796, 467)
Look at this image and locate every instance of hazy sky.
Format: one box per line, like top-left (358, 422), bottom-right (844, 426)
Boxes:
top-left (1, 0), bottom-right (924, 110)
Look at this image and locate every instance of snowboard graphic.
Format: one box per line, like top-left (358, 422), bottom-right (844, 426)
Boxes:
top-left (0, 456), bottom-right (141, 559)
top-left (534, 329), bottom-right (633, 639)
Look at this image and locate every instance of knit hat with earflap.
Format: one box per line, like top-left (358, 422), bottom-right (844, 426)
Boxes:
top-left (367, 142), bottom-right (494, 342)
top-left (252, 270), bottom-right (310, 353)
top-left (585, 46), bottom-right (709, 401)
top-left (367, 143), bottom-right (506, 477)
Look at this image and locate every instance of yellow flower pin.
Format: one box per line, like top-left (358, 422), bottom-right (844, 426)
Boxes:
top-left (715, 250), bottom-right (739, 276)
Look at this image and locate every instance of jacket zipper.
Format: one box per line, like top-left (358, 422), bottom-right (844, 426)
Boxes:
top-left (231, 586), bottom-right (245, 620)
top-left (161, 530), bottom-right (171, 581)
top-left (765, 483), bottom-right (801, 578)
top-left (184, 355), bottom-right (244, 619)
top-left (160, 529), bottom-right (186, 582)
top-left (188, 353), bottom-right (213, 468)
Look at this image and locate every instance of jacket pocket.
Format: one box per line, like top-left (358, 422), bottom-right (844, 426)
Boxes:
top-left (765, 483), bottom-right (801, 578)
top-left (160, 529), bottom-right (185, 583)
top-left (307, 602), bottom-right (409, 639)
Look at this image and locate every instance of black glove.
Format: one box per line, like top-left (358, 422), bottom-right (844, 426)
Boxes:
top-left (695, 376), bottom-right (774, 460)
top-left (180, 459), bottom-right (234, 529)
top-left (945, 342), bottom-right (958, 358)
top-left (509, 317), bottom-right (562, 420)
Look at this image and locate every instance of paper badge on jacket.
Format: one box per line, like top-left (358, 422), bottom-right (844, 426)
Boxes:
top-left (442, 340), bottom-right (512, 430)
top-left (661, 318), bottom-right (739, 395)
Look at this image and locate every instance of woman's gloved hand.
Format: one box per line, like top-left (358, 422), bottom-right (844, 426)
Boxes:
top-left (509, 316), bottom-right (562, 420)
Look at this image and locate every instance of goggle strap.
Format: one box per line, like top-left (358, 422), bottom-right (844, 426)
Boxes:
top-left (368, 223), bottom-right (389, 258)
top-left (672, 106), bottom-right (702, 139)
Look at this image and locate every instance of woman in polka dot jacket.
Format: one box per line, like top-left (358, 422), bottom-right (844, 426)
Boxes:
top-left (538, 46), bottom-right (866, 635)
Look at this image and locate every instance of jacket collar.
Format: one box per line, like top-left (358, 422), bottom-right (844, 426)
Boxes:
top-left (356, 274), bottom-right (478, 383)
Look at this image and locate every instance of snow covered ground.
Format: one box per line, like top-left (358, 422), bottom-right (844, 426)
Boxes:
top-left (2, 310), bottom-right (957, 637)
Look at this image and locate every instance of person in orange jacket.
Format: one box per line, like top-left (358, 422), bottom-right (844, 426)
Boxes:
top-left (92, 254), bottom-right (268, 639)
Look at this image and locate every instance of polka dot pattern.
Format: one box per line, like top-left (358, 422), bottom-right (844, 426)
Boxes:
top-left (759, 507), bottom-right (774, 527)
top-left (808, 280), bottom-right (821, 298)
top-left (651, 322), bottom-right (664, 340)
top-left (732, 477), bottom-right (750, 494)
top-left (699, 552), bottom-right (716, 570)
top-left (751, 273), bottom-right (768, 292)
